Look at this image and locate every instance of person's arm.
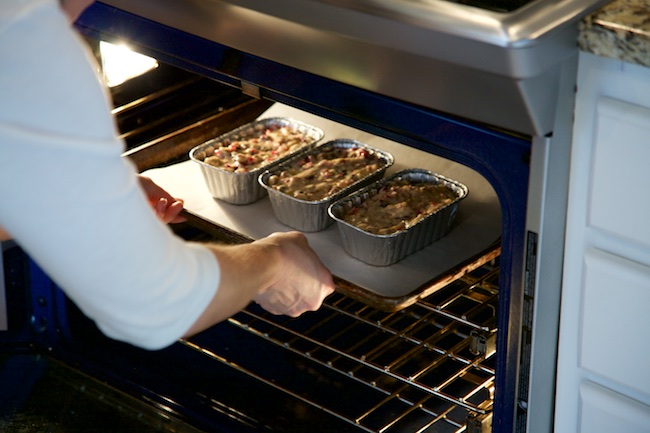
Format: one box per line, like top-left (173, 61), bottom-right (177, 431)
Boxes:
top-left (0, 0), bottom-right (334, 350)
top-left (184, 232), bottom-right (335, 337)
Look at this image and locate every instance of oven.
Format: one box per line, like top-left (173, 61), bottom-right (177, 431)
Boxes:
top-left (0, 1), bottom-right (610, 432)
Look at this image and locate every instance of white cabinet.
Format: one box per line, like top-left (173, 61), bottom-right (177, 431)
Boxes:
top-left (589, 98), bottom-right (650, 247)
top-left (580, 381), bottom-right (650, 433)
top-left (554, 51), bottom-right (650, 433)
top-left (581, 249), bottom-right (650, 395)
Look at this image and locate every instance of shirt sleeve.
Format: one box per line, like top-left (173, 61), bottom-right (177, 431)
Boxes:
top-left (0, 0), bottom-right (221, 350)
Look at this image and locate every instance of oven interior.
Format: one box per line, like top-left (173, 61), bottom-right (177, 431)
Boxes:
top-left (0, 17), bottom-right (530, 432)
top-left (1, 221), bottom-right (500, 433)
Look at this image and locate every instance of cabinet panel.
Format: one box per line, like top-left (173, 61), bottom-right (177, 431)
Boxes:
top-left (589, 97), bottom-right (650, 248)
top-left (580, 248), bottom-right (650, 396)
top-left (580, 381), bottom-right (650, 433)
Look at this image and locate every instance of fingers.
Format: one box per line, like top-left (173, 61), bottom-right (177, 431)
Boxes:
top-left (153, 197), bottom-right (186, 224)
top-left (166, 199), bottom-right (186, 223)
top-left (264, 278), bottom-right (334, 317)
top-left (253, 231), bottom-right (335, 318)
top-left (0, 225), bottom-right (12, 241)
top-left (255, 285), bottom-right (332, 317)
top-left (155, 197), bottom-right (168, 217)
top-left (139, 175), bottom-right (186, 224)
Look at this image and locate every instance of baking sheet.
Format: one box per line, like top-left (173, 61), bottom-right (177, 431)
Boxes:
top-left (144, 103), bottom-right (501, 307)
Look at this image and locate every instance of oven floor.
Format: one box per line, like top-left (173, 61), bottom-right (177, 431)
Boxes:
top-left (0, 319), bottom-right (373, 433)
top-left (0, 354), bottom-right (204, 433)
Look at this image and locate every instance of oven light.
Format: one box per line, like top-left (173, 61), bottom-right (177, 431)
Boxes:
top-left (99, 41), bottom-right (158, 87)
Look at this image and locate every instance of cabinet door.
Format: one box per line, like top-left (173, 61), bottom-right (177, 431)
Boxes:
top-left (556, 52), bottom-right (650, 433)
top-left (581, 248), bottom-right (650, 396)
top-left (589, 97), bottom-right (650, 248)
top-left (580, 381), bottom-right (650, 433)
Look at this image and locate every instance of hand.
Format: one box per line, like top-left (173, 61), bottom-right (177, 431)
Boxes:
top-left (252, 231), bottom-right (335, 317)
top-left (137, 175), bottom-right (186, 224)
top-left (0, 176), bottom-right (184, 241)
top-left (0, 226), bottom-right (10, 242)
top-left (184, 231), bottom-right (335, 337)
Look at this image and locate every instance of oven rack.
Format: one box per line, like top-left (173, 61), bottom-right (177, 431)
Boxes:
top-left (169, 209), bottom-right (499, 432)
top-left (181, 265), bottom-right (499, 433)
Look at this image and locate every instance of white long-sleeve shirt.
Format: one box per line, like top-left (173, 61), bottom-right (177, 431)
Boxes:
top-left (0, 0), bottom-right (220, 350)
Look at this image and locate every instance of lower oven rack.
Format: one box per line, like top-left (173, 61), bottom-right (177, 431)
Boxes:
top-left (180, 265), bottom-right (498, 433)
top-left (169, 215), bottom-right (499, 432)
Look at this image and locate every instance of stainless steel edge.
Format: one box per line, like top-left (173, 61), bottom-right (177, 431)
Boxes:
top-left (98, 0), bottom-right (608, 77)
top-left (96, 0), bottom-right (609, 135)
top-left (224, 0), bottom-right (611, 48)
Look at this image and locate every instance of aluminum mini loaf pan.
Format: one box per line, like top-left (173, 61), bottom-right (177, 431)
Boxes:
top-left (328, 169), bottom-right (468, 266)
top-left (189, 118), bottom-right (324, 204)
top-left (259, 139), bottom-right (394, 232)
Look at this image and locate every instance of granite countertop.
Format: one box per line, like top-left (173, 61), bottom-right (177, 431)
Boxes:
top-left (580, 0), bottom-right (650, 67)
